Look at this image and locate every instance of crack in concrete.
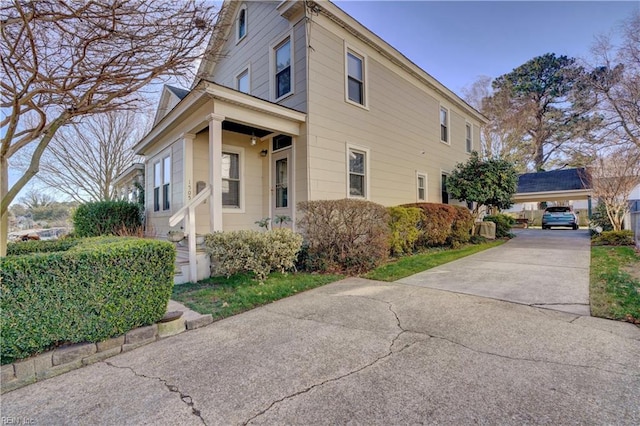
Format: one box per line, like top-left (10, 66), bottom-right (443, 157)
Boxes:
top-left (243, 300), bottom-right (411, 425)
top-left (104, 362), bottom-right (206, 425)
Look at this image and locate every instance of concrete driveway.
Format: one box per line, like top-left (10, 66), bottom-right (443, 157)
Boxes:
top-left (398, 228), bottom-right (591, 315)
top-left (2, 278), bottom-right (639, 425)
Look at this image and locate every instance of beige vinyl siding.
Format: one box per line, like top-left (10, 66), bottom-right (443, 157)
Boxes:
top-left (306, 16), bottom-right (483, 206)
top-left (208, 1), bottom-right (307, 112)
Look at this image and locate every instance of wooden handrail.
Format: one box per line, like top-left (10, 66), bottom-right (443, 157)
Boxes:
top-left (169, 185), bottom-right (211, 227)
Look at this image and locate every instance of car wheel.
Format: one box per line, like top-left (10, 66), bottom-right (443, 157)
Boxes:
top-left (573, 224), bottom-right (579, 230)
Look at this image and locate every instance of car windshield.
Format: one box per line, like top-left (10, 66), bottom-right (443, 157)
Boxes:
top-left (546, 207), bottom-right (571, 213)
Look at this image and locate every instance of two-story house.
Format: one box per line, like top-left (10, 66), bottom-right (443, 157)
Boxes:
top-left (132, 0), bottom-right (487, 281)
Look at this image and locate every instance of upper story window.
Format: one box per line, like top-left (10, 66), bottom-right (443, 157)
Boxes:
top-left (236, 68), bottom-right (249, 94)
top-left (236, 5), bottom-right (247, 43)
top-left (347, 51), bottom-right (365, 105)
top-left (466, 123), bottom-right (473, 153)
top-left (274, 37), bottom-right (292, 100)
top-left (222, 152), bottom-right (240, 208)
top-left (440, 107), bottom-right (449, 143)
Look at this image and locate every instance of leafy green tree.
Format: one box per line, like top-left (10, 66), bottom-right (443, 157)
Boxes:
top-left (489, 53), bottom-right (601, 171)
top-left (447, 152), bottom-right (519, 219)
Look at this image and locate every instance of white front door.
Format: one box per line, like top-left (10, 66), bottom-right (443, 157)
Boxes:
top-left (271, 148), bottom-right (292, 228)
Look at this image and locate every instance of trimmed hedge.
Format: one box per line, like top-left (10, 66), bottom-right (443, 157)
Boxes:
top-left (1, 237), bottom-right (175, 364)
top-left (592, 230), bottom-right (634, 246)
top-left (6, 239), bottom-right (81, 256)
top-left (449, 205), bottom-right (474, 247)
top-left (388, 206), bottom-right (424, 256)
top-left (298, 199), bottom-right (390, 274)
top-left (402, 203), bottom-right (457, 247)
top-left (73, 201), bottom-right (143, 237)
top-left (205, 229), bottom-right (303, 282)
top-left (484, 214), bottom-right (515, 238)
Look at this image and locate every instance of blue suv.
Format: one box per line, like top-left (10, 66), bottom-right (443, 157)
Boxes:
top-left (542, 206), bottom-right (579, 230)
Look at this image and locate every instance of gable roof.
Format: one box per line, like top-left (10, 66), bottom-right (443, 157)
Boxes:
top-left (517, 168), bottom-right (591, 194)
top-left (195, 0), bottom-right (486, 124)
top-left (166, 85), bottom-right (190, 100)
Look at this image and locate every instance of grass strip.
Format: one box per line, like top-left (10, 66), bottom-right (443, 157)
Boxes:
top-left (590, 246), bottom-right (640, 323)
top-left (172, 272), bottom-right (342, 320)
top-left (365, 240), bottom-right (505, 282)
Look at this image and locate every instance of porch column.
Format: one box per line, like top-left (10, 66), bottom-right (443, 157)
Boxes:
top-left (182, 133), bottom-right (195, 203)
top-left (207, 113), bottom-right (225, 232)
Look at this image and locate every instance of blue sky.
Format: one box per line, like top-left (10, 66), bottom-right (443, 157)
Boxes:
top-left (334, 1), bottom-right (639, 96)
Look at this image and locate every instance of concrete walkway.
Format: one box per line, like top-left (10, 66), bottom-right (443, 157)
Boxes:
top-left (2, 278), bottom-right (639, 425)
top-left (398, 228), bottom-right (591, 315)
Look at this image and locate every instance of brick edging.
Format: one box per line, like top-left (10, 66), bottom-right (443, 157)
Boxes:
top-left (1, 314), bottom-right (213, 394)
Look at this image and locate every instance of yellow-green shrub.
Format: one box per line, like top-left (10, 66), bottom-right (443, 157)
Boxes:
top-left (388, 206), bottom-right (424, 256)
top-left (204, 229), bottom-right (303, 282)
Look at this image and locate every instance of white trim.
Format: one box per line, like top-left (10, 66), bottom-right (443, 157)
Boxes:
top-left (235, 64), bottom-right (251, 94)
top-left (465, 121), bottom-right (473, 153)
top-left (270, 30), bottom-right (295, 102)
top-left (344, 41), bottom-right (369, 110)
top-left (221, 144), bottom-right (245, 214)
top-left (235, 3), bottom-right (248, 44)
top-left (416, 171), bottom-right (427, 202)
top-left (440, 105), bottom-right (450, 145)
top-left (346, 143), bottom-right (370, 200)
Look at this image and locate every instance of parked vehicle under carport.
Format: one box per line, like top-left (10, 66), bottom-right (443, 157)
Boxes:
top-left (542, 206), bottom-right (579, 230)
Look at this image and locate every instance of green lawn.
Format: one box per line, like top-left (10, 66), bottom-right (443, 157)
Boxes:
top-left (590, 246), bottom-right (640, 324)
top-left (365, 240), bottom-right (505, 282)
top-left (172, 272), bottom-right (342, 320)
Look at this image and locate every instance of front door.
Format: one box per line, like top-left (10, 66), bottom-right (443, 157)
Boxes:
top-left (271, 148), bottom-right (292, 228)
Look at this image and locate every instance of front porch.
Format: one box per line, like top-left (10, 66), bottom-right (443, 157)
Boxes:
top-left (133, 81), bottom-right (306, 283)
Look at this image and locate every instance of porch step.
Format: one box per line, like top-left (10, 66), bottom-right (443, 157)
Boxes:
top-left (173, 245), bottom-right (211, 285)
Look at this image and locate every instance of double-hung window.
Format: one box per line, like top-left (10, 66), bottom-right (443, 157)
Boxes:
top-left (348, 147), bottom-right (367, 198)
top-left (440, 107), bottom-right (449, 143)
top-left (347, 51), bottom-right (365, 105)
top-left (237, 68), bottom-right (249, 94)
top-left (274, 38), bottom-right (292, 99)
top-left (441, 173), bottom-right (449, 204)
top-left (222, 152), bottom-right (240, 208)
top-left (417, 173), bottom-right (427, 201)
top-left (466, 123), bottom-right (473, 153)
top-left (153, 156), bottom-right (171, 212)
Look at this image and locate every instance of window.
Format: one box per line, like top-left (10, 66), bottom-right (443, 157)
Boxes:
top-left (273, 134), bottom-right (292, 151)
top-left (153, 156), bottom-right (171, 212)
top-left (275, 158), bottom-right (288, 208)
top-left (348, 148), bottom-right (367, 198)
top-left (417, 173), bottom-right (427, 201)
top-left (440, 107), bottom-right (449, 143)
top-left (347, 51), bottom-right (365, 105)
top-left (162, 156), bottom-right (171, 210)
top-left (237, 68), bottom-right (249, 93)
top-left (222, 152), bottom-right (240, 208)
top-left (466, 123), bottom-right (472, 153)
top-left (236, 5), bottom-right (247, 42)
top-left (274, 38), bottom-right (292, 99)
top-left (441, 173), bottom-right (449, 204)
top-left (153, 162), bottom-right (161, 212)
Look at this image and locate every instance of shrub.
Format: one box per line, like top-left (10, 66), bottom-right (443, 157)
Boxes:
top-left (449, 205), bottom-right (474, 247)
top-left (592, 230), bottom-right (634, 246)
top-left (1, 237), bottom-right (175, 364)
top-left (204, 229), bottom-right (303, 282)
top-left (388, 206), bottom-right (424, 256)
top-left (298, 199), bottom-right (390, 274)
top-left (6, 239), bottom-right (81, 256)
top-left (590, 202), bottom-right (614, 232)
top-left (73, 201), bottom-right (143, 237)
top-left (402, 203), bottom-right (457, 247)
top-left (483, 214), bottom-right (515, 238)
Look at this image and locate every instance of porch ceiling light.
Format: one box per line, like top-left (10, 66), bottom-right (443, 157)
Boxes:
top-left (250, 134), bottom-right (257, 146)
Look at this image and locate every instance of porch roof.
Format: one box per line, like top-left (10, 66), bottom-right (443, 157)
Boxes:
top-left (133, 80), bottom-right (306, 155)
